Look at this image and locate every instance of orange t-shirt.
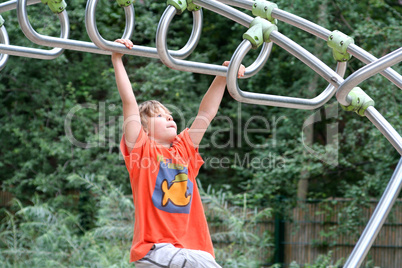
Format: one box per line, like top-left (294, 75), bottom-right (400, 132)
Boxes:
top-left (120, 128), bottom-right (214, 262)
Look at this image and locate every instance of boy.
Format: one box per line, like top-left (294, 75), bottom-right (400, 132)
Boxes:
top-left (112, 39), bottom-right (245, 267)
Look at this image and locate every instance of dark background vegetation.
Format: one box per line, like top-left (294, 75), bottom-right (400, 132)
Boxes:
top-left (0, 0), bottom-right (400, 266)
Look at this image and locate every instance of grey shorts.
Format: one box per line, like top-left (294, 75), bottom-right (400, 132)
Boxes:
top-left (134, 243), bottom-right (222, 268)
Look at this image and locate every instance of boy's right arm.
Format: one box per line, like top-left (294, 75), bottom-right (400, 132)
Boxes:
top-left (112, 39), bottom-right (141, 153)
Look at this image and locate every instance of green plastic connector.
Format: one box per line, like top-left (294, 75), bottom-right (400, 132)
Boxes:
top-left (116, 0), bottom-right (134, 8)
top-left (167, 0), bottom-right (187, 14)
top-left (252, 0), bottom-right (278, 24)
top-left (41, 0), bottom-right (67, 14)
top-left (327, 30), bottom-right (354, 62)
top-left (243, 17), bottom-right (277, 49)
top-left (341, 87), bottom-right (375, 116)
top-left (0, 16), bottom-right (4, 28)
top-left (187, 0), bottom-right (201, 11)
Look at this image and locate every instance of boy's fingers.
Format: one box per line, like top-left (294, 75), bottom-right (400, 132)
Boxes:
top-left (114, 39), bottom-right (133, 49)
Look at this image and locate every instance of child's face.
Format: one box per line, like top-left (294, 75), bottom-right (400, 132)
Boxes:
top-left (146, 107), bottom-right (177, 146)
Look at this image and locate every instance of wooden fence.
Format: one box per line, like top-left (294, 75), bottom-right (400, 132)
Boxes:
top-left (0, 191), bottom-right (13, 208)
top-left (205, 199), bottom-right (402, 268)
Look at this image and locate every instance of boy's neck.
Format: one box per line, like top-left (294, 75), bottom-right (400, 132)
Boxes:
top-left (149, 137), bottom-right (173, 148)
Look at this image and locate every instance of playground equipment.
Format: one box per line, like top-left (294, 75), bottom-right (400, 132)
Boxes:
top-left (0, 0), bottom-right (400, 266)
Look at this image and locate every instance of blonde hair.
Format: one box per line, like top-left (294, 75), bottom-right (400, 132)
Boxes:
top-left (138, 100), bottom-right (171, 131)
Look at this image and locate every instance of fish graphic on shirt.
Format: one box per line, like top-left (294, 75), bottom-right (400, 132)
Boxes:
top-left (161, 173), bottom-right (191, 207)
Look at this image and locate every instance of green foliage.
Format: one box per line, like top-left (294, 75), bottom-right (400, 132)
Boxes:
top-left (0, 174), bottom-right (133, 267)
top-left (200, 183), bottom-right (274, 267)
top-left (0, 0), bottom-right (401, 266)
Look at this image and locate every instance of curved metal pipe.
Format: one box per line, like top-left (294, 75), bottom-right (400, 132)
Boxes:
top-left (348, 44), bottom-right (402, 89)
top-left (337, 47), bottom-right (402, 106)
top-left (365, 106), bottom-right (402, 155)
top-left (0, 25), bottom-right (10, 71)
top-left (85, 0), bottom-right (203, 60)
top-left (273, 10), bottom-right (402, 89)
top-left (227, 39), bottom-right (347, 109)
top-left (272, 9), bottom-right (331, 40)
top-left (193, 0), bottom-right (252, 27)
top-left (344, 156), bottom-right (402, 268)
top-left (0, 0), bottom-right (40, 13)
top-left (0, 26), bottom-right (10, 70)
top-left (0, 17), bottom-right (64, 60)
top-left (120, 6), bottom-right (135, 40)
top-left (243, 42), bottom-right (273, 79)
top-left (156, 5), bottom-right (272, 77)
top-left (215, 0), bottom-right (402, 90)
top-left (215, 0), bottom-right (253, 10)
top-left (17, 0), bottom-right (112, 55)
top-left (270, 31), bottom-right (344, 87)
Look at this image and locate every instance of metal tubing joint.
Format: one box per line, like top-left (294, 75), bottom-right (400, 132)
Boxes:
top-left (243, 17), bottom-right (277, 48)
top-left (252, 0), bottom-right (278, 24)
top-left (341, 87), bottom-right (375, 116)
top-left (41, 0), bottom-right (67, 13)
top-left (167, 0), bottom-right (187, 14)
top-left (187, 0), bottom-right (201, 11)
top-left (116, 0), bottom-right (134, 8)
top-left (328, 30), bottom-right (354, 62)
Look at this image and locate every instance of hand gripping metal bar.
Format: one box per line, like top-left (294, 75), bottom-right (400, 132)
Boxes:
top-left (0, 8), bottom-right (65, 60)
top-left (337, 47), bottom-right (402, 106)
top-left (85, 0), bottom-right (202, 60)
top-left (217, 0), bottom-right (402, 89)
top-left (156, 5), bottom-right (272, 77)
top-left (190, 0), bottom-right (273, 78)
top-left (226, 39), bottom-right (346, 109)
top-left (17, 0), bottom-right (111, 55)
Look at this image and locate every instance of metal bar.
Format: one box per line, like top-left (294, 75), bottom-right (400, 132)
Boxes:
top-left (193, 0), bottom-right (252, 27)
top-left (348, 44), bottom-right (402, 89)
top-left (365, 106), bottom-right (402, 155)
top-left (226, 39), bottom-right (347, 109)
top-left (270, 31), bottom-right (344, 86)
top-left (0, 26), bottom-right (64, 59)
top-left (0, 0), bottom-right (40, 13)
top-left (217, 2), bottom-right (333, 41)
top-left (337, 47), bottom-right (402, 106)
top-left (215, 0), bottom-right (253, 10)
top-left (17, 0), bottom-right (113, 55)
top-left (243, 41), bottom-right (272, 79)
top-left (344, 158), bottom-right (402, 267)
top-left (156, 5), bottom-right (225, 76)
top-left (218, 0), bottom-right (402, 90)
top-left (0, 26), bottom-right (10, 70)
top-left (272, 9), bottom-right (331, 40)
top-left (0, 8), bottom-right (65, 60)
top-left (271, 10), bottom-right (402, 89)
top-left (85, 0), bottom-right (204, 60)
top-left (156, 5), bottom-right (272, 77)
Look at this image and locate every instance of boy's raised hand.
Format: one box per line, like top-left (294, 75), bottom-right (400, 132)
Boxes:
top-left (222, 61), bottom-right (246, 78)
top-left (112, 39), bottom-right (133, 59)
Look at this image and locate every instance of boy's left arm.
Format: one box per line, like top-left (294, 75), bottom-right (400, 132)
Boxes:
top-left (189, 61), bottom-right (245, 147)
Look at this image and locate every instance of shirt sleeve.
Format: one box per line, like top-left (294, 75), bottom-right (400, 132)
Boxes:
top-left (120, 127), bottom-right (149, 174)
